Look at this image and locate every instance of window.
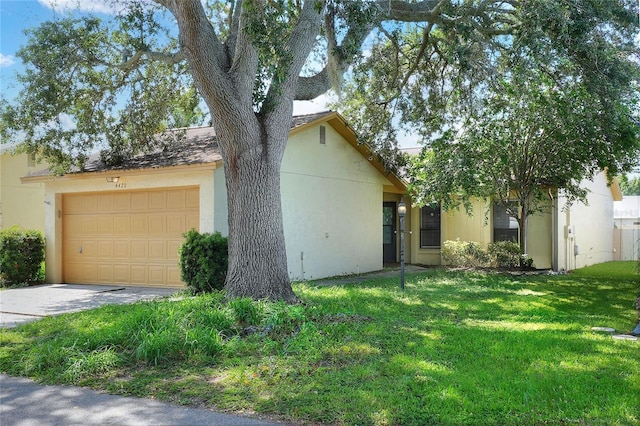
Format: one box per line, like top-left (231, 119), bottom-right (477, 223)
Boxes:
top-left (27, 153), bottom-right (36, 167)
top-left (420, 204), bottom-right (441, 248)
top-left (493, 203), bottom-right (519, 243)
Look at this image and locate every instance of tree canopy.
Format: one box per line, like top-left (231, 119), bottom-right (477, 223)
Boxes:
top-left (409, 63), bottom-right (639, 254)
top-left (1, 0), bottom-right (639, 300)
top-left (619, 174), bottom-right (640, 195)
top-left (336, 0), bottom-right (639, 254)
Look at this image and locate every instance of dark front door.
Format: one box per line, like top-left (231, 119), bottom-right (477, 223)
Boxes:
top-left (383, 202), bottom-right (396, 263)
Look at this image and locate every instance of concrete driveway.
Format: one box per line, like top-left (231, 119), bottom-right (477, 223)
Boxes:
top-left (0, 284), bottom-right (179, 328)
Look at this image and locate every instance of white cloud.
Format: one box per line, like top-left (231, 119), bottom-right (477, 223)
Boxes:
top-left (38, 0), bottom-right (119, 14)
top-left (0, 53), bottom-right (15, 68)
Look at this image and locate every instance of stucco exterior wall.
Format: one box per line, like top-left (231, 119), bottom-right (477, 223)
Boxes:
top-left (1, 151), bottom-right (47, 231)
top-left (407, 197), bottom-right (553, 268)
top-left (526, 209), bottom-right (552, 269)
top-left (213, 167), bottom-right (228, 236)
top-left (556, 171), bottom-right (615, 270)
top-left (443, 199), bottom-right (492, 246)
top-left (280, 124), bottom-right (392, 280)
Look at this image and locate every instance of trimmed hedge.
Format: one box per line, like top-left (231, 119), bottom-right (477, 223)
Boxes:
top-left (442, 239), bottom-right (531, 269)
top-left (441, 240), bottom-right (488, 268)
top-left (487, 241), bottom-right (522, 268)
top-left (179, 229), bottom-right (228, 293)
top-left (0, 226), bottom-right (45, 287)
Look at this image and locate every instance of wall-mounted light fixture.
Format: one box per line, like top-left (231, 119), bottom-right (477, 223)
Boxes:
top-left (106, 176), bottom-right (120, 183)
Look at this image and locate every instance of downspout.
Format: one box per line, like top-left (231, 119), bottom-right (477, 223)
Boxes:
top-left (565, 207), bottom-right (571, 271)
top-left (549, 188), bottom-right (557, 272)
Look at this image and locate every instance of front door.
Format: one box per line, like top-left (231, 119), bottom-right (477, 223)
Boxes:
top-left (383, 202), bottom-right (396, 263)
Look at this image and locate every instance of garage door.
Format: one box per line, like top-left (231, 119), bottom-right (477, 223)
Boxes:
top-left (63, 187), bottom-right (199, 287)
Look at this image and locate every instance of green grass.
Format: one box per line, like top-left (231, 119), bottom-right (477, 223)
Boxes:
top-left (1, 261), bottom-right (638, 425)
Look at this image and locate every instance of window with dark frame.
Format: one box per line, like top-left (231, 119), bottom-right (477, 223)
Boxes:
top-left (493, 203), bottom-right (519, 243)
top-left (420, 204), bottom-right (441, 248)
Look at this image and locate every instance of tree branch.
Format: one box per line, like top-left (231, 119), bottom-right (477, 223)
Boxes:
top-left (295, 69), bottom-right (331, 100)
top-left (225, 0), bottom-right (242, 61)
top-left (158, 0), bottom-right (244, 122)
top-left (263, 0), bottom-right (324, 112)
top-left (374, 0), bottom-right (447, 22)
top-left (229, 1), bottom-right (260, 106)
top-left (115, 49), bottom-right (185, 72)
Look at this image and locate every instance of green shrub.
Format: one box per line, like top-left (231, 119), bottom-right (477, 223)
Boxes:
top-left (179, 229), bottom-right (228, 293)
top-left (0, 226), bottom-right (45, 287)
top-left (487, 241), bottom-right (522, 268)
top-left (441, 239), bottom-right (488, 268)
top-left (442, 239), bottom-right (534, 269)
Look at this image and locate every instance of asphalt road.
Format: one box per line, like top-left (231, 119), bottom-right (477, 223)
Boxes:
top-left (1, 374), bottom-right (290, 426)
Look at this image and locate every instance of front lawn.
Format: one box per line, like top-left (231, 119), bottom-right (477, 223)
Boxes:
top-left (1, 261), bottom-right (638, 425)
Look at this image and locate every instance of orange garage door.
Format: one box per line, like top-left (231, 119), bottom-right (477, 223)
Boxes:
top-left (63, 187), bottom-right (199, 287)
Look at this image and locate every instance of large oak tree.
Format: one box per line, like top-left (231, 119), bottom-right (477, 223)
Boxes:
top-left (1, 0), bottom-right (638, 301)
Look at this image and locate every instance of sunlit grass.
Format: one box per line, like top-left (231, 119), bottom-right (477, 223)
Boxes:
top-left (0, 262), bottom-right (638, 425)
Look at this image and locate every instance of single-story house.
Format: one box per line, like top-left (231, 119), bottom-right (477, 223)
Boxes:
top-left (21, 111), bottom-right (405, 287)
top-left (16, 111), bottom-right (622, 288)
top-left (385, 168), bottom-right (621, 272)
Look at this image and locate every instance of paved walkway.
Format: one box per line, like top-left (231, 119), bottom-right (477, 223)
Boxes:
top-left (311, 264), bottom-right (427, 286)
top-left (0, 374), bottom-right (289, 426)
top-left (0, 284), bottom-right (179, 328)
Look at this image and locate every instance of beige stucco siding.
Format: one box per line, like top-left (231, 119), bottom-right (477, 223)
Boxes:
top-left (213, 167), bottom-right (228, 236)
top-left (1, 152), bottom-right (47, 231)
top-left (443, 199), bottom-right (491, 246)
top-left (408, 197), bottom-right (553, 268)
top-left (281, 123), bottom-right (392, 280)
top-left (526, 209), bottom-right (552, 269)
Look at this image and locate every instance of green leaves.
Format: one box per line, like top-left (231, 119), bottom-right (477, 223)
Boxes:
top-left (1, 11), bottom-right (201, 173)
top-left (0, 226), bottom-right (45, 286)
top-left (179, 229), bottom-right (229, 293)
top-left (242, 0), bottom-right (301, 111)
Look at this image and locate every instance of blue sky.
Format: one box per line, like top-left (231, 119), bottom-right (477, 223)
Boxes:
top-left (1, 1), bottom-right (123, 102)
top-left (0, 0), bottom-right (330, 114)
top-left (1, 1), bottom-right (56, 100)
top-left (0, 1), bottom-right (420, 148)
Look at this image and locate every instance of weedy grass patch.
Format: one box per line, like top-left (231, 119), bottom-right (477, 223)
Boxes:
top-left (1, 262), bottom-right (638, 425)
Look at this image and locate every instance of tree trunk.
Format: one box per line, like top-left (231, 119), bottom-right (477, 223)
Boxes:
top-left (217, 116), bottom-right (298, 303)
top-left (165, 0), bottom-right (322, 302)
top-left (519, 202), bottom-right (528, 265)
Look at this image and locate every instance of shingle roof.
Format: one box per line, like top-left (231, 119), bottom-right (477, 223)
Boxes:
top-left (81, 125), bottom-right (222, 173)
top-left (29, 111), bottom-right (334, 176)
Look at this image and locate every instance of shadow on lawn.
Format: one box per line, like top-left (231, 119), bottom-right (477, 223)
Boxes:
top-left (286, 269), bottom-right (639, 424)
